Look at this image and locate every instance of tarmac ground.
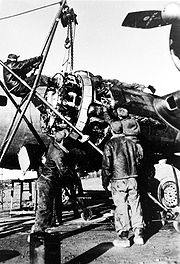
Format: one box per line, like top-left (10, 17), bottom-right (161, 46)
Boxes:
top-left (0, 177), bottom-right (180, 264)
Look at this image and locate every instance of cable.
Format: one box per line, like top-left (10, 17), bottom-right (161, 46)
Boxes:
top-left (0, 1), bottom-right (62, 21)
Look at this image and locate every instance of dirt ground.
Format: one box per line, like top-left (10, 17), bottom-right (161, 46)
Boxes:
top-left (0, 177), bottom-right (180, 264)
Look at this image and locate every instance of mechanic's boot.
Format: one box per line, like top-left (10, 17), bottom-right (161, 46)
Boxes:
top-left (113, 231), bottom-right (130, 248)
top-left (27, 225), bottom-right (45, 243)
top-left (133, 228), bottom-right (144, 245)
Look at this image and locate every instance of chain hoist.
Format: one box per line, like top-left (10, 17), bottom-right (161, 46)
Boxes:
top-left (61, 5), bottom-right (78, 72)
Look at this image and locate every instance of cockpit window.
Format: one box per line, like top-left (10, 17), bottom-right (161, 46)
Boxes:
top-left (0, 95), bottom-right (7, 106)
top-left (166, 96), bottom-right (177, 110)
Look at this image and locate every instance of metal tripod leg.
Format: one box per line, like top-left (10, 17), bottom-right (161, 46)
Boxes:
top-left (0, 97), bottom-right (25, 157)
top-left (0, 80), bottom-right (46, 151)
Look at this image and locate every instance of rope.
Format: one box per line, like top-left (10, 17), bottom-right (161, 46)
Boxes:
top-left (0, 1), bottom-right (62, 21)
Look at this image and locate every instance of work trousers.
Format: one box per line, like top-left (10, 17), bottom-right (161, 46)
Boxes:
top-left (111, 178), bottom-right (144, 235)
top-left (11, 75), bottom-right (49, 98)
top-left (33, 175), bottom-right (62, 232)
top-left (11, 75), bottom-right (49, 111)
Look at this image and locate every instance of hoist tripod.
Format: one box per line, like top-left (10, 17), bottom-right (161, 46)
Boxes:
top-left (0, 0), bottom-right (103, 169)
top-left (0, 0), bottom-right (66, 165)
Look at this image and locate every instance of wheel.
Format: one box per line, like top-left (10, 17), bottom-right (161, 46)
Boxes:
top-left (157, 180), bottom-right (178, 209)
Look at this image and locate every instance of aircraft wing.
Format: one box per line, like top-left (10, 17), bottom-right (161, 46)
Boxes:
top-left (122, 10), bottom-right (168, 28)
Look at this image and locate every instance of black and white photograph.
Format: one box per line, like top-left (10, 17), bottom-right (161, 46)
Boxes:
top-left (0, 0), bottom-right (180, 263)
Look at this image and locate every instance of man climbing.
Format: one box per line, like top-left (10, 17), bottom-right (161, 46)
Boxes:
top-left (3, 53), bottom-right (58, 111)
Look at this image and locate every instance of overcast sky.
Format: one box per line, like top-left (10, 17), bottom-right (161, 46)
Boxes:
top-left (0, 0), bottom-right (179, 96)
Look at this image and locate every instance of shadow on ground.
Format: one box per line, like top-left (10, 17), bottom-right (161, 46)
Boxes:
top-left (0, 250), bottom-right (20, 262)
top-left (64, 242), bottom-right (113, 264)
top-left (144, 221), bottom-right (162, 243)
top-left (0, 190), bottom-right (163, 243)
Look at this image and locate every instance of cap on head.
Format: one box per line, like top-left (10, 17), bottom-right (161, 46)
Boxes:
top-left (7, 54), bottom-right (20, 62)
top-left (123, 119), bottom-right (140, 136)
top-left (54, 129), bottom-right (69, 142)
top-left (117, 107), bottom-right (129, 118)
top-left (110, 120), bottom-right (123, 134)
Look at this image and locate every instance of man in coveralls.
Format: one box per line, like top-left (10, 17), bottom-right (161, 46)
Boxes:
top-left (102, 120), bottom-right (144, 247)
top-left (31, 129), bottom-right (79, 234)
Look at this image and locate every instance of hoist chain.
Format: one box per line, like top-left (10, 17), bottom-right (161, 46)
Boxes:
top-left (61, 5), bottom-right (77, 72)
top-left (69, 21), bottom-right (74, 71)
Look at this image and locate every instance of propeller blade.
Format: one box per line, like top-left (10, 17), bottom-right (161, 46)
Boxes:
top-left (170, 24), bottom-right (180, 71)
top-left (122, 10), bottom-right (169, 28)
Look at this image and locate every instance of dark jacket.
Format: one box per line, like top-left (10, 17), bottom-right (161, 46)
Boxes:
top-left (3, 56), bottom-right (41, 92)
top-left (102, 135), bottom-right (143, 188)
top-left (103, 110), bottom-right (141, 142)
top-left (41, 140), bottom-right (69, 180)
